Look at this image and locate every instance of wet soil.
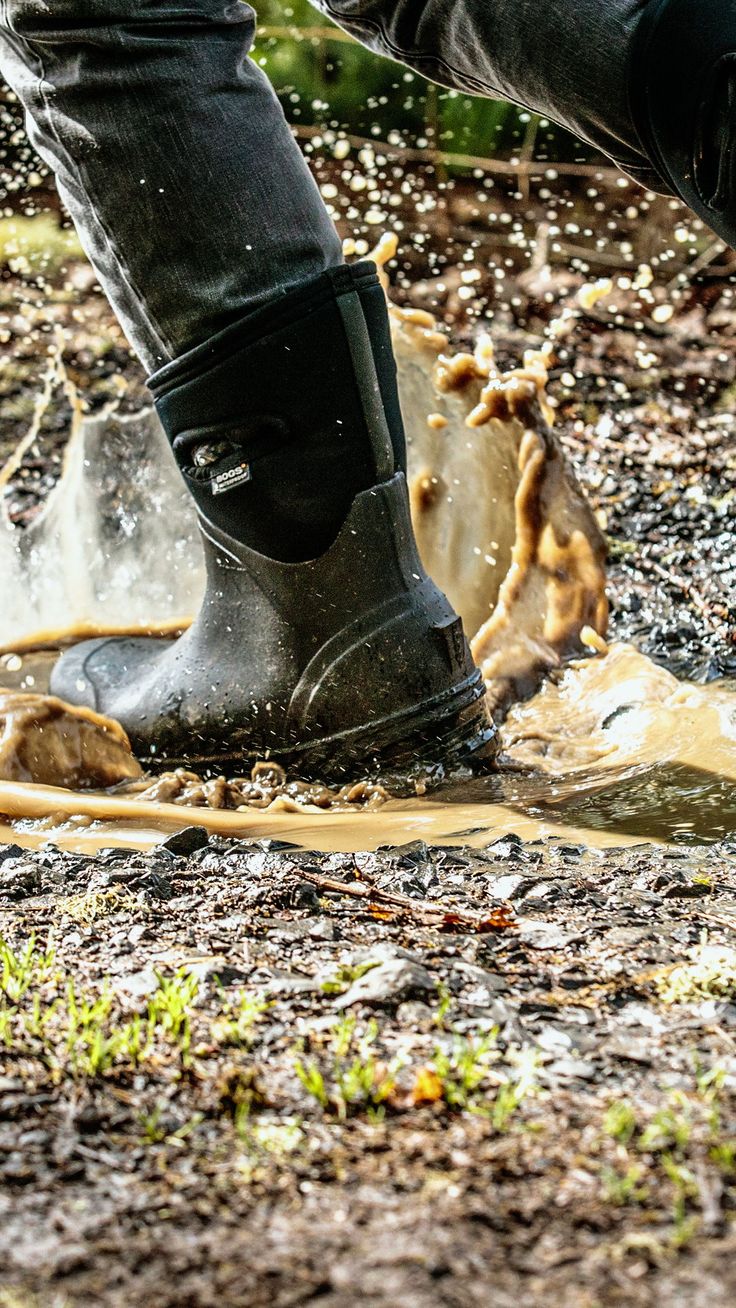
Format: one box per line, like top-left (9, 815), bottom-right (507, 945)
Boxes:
top-left (1, 165), bottom-right (735, 1305)
top-left (2, 832), bottom-right (736, 1307)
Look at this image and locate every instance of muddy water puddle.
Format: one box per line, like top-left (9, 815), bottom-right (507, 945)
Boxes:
top-left (1, 641), bottom-right (733, 853)
top-left (0, 757), bottom-right (732, 855)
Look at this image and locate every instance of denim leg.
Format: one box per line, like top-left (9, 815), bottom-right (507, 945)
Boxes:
top-left (311, 0), bottom-right (666, 191)
top-left (0, 1), bottom-right (343, 369)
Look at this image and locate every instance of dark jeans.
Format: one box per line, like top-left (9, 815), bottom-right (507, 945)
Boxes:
top-left (0, 0), bottom-right (659, 371)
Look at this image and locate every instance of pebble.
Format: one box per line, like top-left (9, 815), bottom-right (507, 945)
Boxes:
top-left (662, 881), bottom-right (711, 899)
top-left (334, 957), bottom-right (435, 1009)
top-left (522, 881), bottom-right (566, 904)
top-left (159, 826), bottom-right (211, 857)
top-left (486, 874), bottom-right (530, 900)
top-left (546, 1056), bottom-right (597, 1083)
top-left (115, 967), bottom-right (160, 1000)
top-left (517, 921), bottom-right (582, 951)
top-left (451, 960), bottom-right (508, 995)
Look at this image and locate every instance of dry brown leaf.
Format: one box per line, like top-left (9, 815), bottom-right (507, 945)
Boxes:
top-left (410, 1065), bottom-right (444, 1105)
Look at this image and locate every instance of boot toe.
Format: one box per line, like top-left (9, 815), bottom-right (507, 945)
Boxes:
top-left (50, 638), bottom-right (160, 712)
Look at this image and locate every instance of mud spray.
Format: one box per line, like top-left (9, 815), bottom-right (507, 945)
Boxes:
top-left (1, 238), bottom-right (734, 853)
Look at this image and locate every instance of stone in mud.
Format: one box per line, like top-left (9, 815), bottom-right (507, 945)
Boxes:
top-left (0, 689), bottom-right (142, 788)
top-left (334, 956), bottom-right (435, 1008)
top-left (158, 826), bottom-right (211, 857)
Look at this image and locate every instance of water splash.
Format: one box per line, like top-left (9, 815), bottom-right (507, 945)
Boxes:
top-left (0, 260), bottom-right (608, 719)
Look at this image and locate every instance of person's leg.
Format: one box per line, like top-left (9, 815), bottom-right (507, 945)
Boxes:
top-left (3, 0), bottom-right (493, 775)
top-left (314, 0), bottom-right (736, 250)
top-left (310, 0), bottom-right (662, 191)
top-left (629, 0), bottom-right (736, 250)
top-left (0, 0), bottom-right (343, 370)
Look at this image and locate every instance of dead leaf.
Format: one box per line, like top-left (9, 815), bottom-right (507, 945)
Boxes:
top-left (410, 1065), bottom-right (444, 1105)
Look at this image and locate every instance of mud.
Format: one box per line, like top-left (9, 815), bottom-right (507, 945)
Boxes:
top-left (0, 689), bottom-right (141, 788)
top-left (0, 638), bottom-right (733, 851)
top-left (3, 823), bottom-right (736, 1308)
top-left (389, 263), bottom-right (608, 709)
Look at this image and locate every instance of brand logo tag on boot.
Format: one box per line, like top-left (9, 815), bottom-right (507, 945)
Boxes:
top-left (212, 461), bottom-right (252, 495)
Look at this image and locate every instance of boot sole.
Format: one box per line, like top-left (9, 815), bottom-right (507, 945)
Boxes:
top-left (153, 670), bottom-right (496, 789)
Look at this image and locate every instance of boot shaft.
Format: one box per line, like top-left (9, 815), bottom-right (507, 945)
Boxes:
top-left (148, 261), bottom-right (407, 561)
top-left (630, 0), bottom-right (736, 248)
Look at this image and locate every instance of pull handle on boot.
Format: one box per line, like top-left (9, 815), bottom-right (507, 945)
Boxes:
top-left (149, 261), bottom-right (404, 562)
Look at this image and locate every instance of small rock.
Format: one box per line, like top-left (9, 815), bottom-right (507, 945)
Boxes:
top-left (546, 1056), bottom-right (597, 1082)
top-left (204, 962), bottom-right (249, 986)
top-left (395, 1000), bottom-right (434, 1026)
top-left (663, 881), bottom-right (711, 899)
top-left (0, 861), bottom-right (41, 898)
top-left (523, 881), bottom-right (565, 904)
top-left (387, 840), bottom-right (432, 865)
top-left (0, 844), bottom-right (24, 865)
top-left (535, 1026), bottom-right (573, 1054)
top-left (264, 968), bottom-right (320, 994)
top-left (487, 874), bottom-right (529, 900)
top-left (350, 941), bottom-right (422, 965)
top-left (116, 967), bottom-right (159, 1000)
top-left (213, 914), bottom-right (251, 931)
top-left (307, 919), bottom-right (337, 941)
top-left (334, 957), bottom-right (434, 1009)
top-left (159, 826), bottom-right (210, 857)
top-left (605, 1036), bottom-right (654, 1065)
top-left (138, 870), bottom-right (173, 901)
top-left (517, 921), bottom-right (582, 951)
top-left (452, 961), bottom-right (508, 995)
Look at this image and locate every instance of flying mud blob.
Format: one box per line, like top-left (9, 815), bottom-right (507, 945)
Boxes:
top-left (0, 691), bottom-right (141, 788)
top-left (393, 306), bottom-right (607, 711)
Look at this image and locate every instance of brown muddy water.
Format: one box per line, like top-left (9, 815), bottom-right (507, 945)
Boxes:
top-left (0, 637), bottom-right (734, 853)
top-left (0, 257), bottom-right (734, 853)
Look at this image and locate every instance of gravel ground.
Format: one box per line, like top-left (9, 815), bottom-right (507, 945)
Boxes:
top-left (2, 831), bottom-right (736, 1307)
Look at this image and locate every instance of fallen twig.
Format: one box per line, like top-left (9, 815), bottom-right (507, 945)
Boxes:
top-left (286, 861), bottom-right (516, 934)
top-left (291, 121), bottom-right (620, 180)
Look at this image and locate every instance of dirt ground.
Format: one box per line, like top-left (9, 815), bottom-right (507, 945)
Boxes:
top-left (2, 832), bottom-right (736, 1307)
top-left (1, 155), bottom-right (736, 1306)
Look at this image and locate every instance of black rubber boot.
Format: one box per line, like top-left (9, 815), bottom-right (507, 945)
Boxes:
top-left (630, 0), bottom-right (736, 247)
top-left (50, 262), bottom-right (495, 783)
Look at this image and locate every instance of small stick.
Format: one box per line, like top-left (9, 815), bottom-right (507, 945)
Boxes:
top-left (286, 861), bottom-right (516, 934)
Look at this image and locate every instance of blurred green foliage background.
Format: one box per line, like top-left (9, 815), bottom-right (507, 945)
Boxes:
top-left (253, 0), bottom-right (587, 165)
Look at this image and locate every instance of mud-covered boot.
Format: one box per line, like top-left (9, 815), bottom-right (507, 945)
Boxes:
top-left (50, 262), bottom-right (495, 782)
top-left (630, 0), bottom-right (736, 247)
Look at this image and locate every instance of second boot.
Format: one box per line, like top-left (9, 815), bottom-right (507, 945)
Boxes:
top-left (630, 0), bottom-right (736, 249)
